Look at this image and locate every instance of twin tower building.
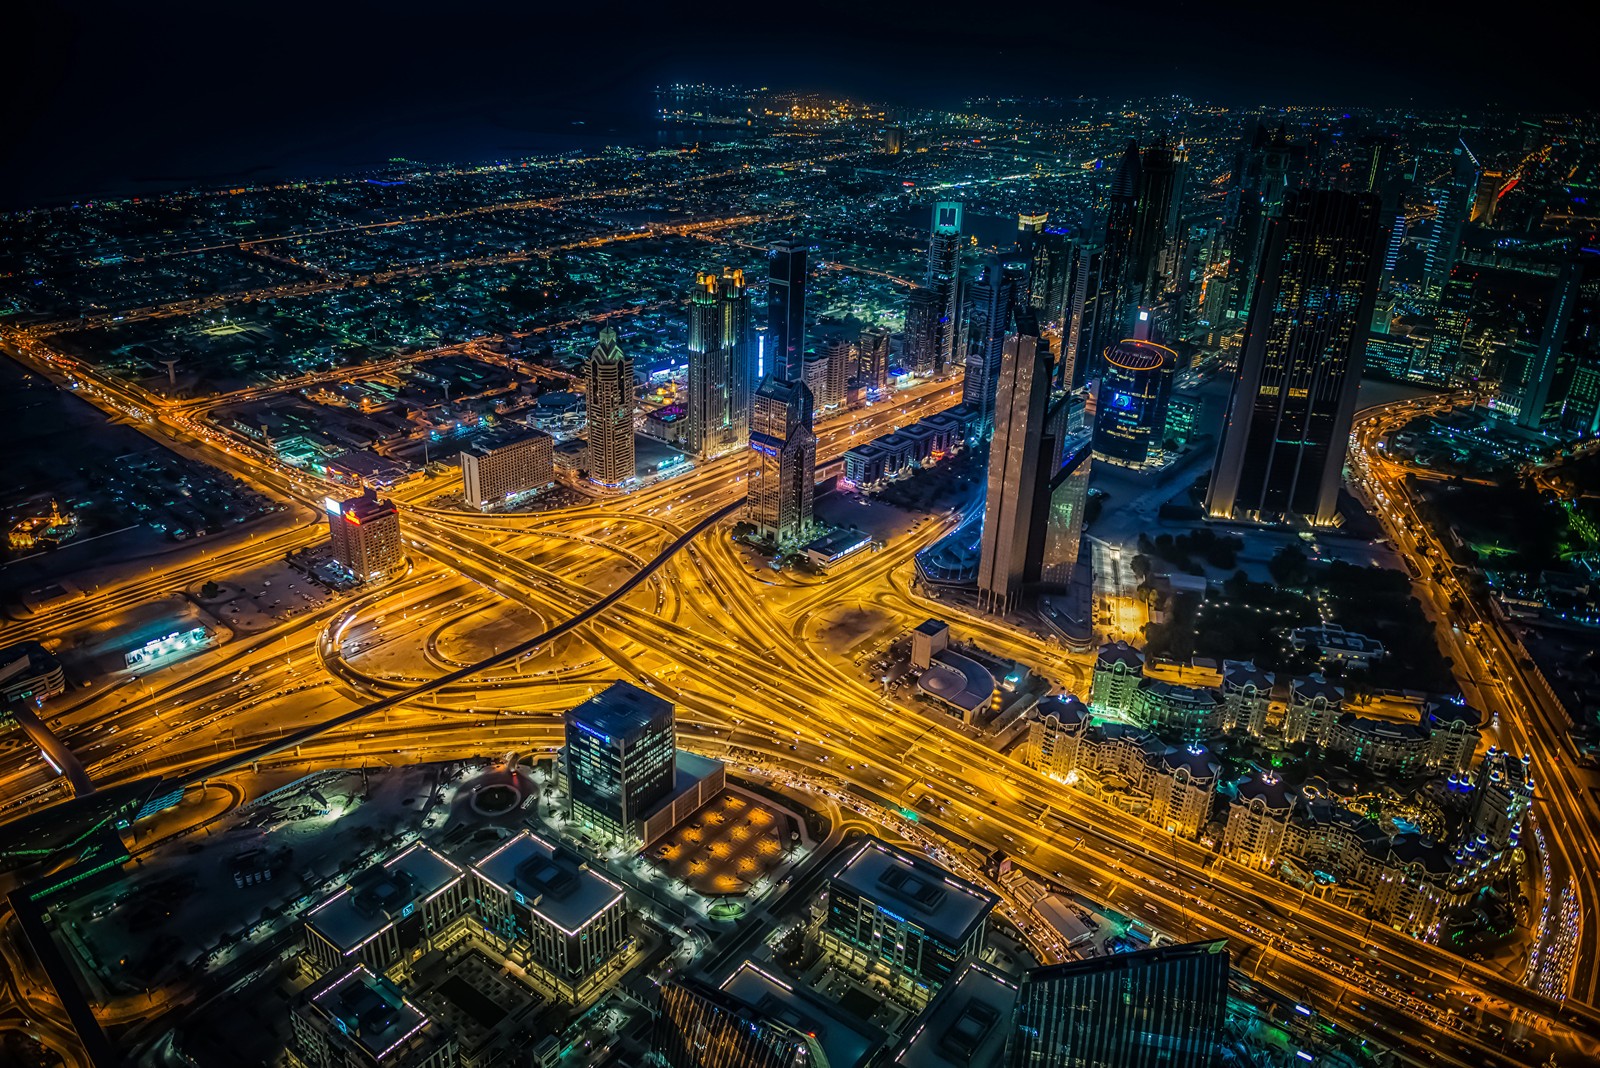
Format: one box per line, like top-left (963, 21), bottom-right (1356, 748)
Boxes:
top-left (584, 242), bottom-right (817, 546)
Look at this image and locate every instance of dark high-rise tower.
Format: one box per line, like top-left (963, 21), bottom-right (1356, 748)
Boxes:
top-left (1131, 139), bottom-right (1186, 301)
top-left (978, 334), bottom-right (1052, 611)
top-left (1061, 230), bottom-right (1107, 390)
top-left (686, 267), bottom-right (751, 458)
top-left (1006, 941), bottom-right (1230, 1068)
top-left (902, 287), bottom-right (943, 376)
top-left (1225, 125), bottom-right (1304, 321)
top-left (1424, 142), bottom-right (1480, 295)
top-left (655, 979), bottom-right (815, 1068)
top-left (926, 202), bottom-right (965, 374)
top-left (1088, 142), bottom-right (1143, 377)
top-left (962, 253), bottom-right (1029, 430)
top-left (1207, 189), bottom-right (1384, 527)
top-left (767, 240), bottom-right (807, 383)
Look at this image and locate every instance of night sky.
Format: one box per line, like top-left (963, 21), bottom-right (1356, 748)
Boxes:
top-left (2, 0), bottom-right (1589, 210)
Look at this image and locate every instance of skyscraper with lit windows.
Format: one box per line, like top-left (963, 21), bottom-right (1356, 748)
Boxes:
top-left (687, 267), bottom-right (751, 458)
top-left (978, 334), bottom-right (1052, 611)
top-left (564, 681), bottom-right (675, 840)
top-left (585, 326), bottom-right (636, 488)
top-left (767, 240), bottom-right (808, 384)
top-left (747, 377), bottom-right (816, 546)
top-left (927, 202), bottom-right (965, 374)
top-left (962, 254), bottom-right (1029, 431)
top-left (1206, 189), bottom-right (1383, 526)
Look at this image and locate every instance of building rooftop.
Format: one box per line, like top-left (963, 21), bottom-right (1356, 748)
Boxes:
top-left (830, 838), bottom-right (997, 946)
top-left (461, 425), bottom-right (553, 458)
top-left (1222, 659), bottom-right (1275, 693)
top-left (919, 651), bottom-right (995, 714)
top-left (306, 965), bottom-right (438, 1064)
top-left (802, 527), bottom-right (873, 558)
top-left (892, 960), bottom-right (1018, 1068)
top-left (1424, 695), bottom-right (1484, 729)
top-left (640, 750), bottom-right (726, 824)
top-left (1290, 674), bottom-right (1345, 705)
top-left (1234, 773), bottom-right (1296, 813)
top-left (305, 843), bottom-right (463, 954)
top-left (472, 832), bottom-right (625, 935)
top-left (566, 680), bottom-right (673, 742)
top-left (720, 961), bottom-right (881, 1068)
top-left (1035, 693), bottom-right (1087, 728)
top-left (914, 619), bottom-right (950, 638)
top-left (1096, 641), bottom-right (1144, 671)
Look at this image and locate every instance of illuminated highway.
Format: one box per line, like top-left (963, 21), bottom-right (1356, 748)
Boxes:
top-left (3, 350), bottom-right (1599, 1065)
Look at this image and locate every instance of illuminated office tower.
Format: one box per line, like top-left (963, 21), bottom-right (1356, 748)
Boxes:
top-left (1424, 143), bottom-right (1479, 295)
top-left (585, 326), bottom-right (636, 488)
top-left (1225, 124), bottom-right (1302, 321)
top-left (1090, 141), bottom-right (1142, 363)
top-left (1092, 330), bottom-right (1176, 469)
top-left (820, 335), bottom-right (852, 405)
top-left (655, 979), bottom-right (816, 1068)
top-left (857, 328), bottom-right (890, 391)
top-left (747, 377), bottom-right (816, 546)
top-left (802, 353), bottom-right (831, 413)
top-left (1039, 432), bottom-right (1094, 587)
top-left (564, 681), bottom-right (676, 840)
top-left (326, 489), bottom-right (403, 583)
top-left (767, 240), bottom-right (808, 383)
top-left (1061, 232), bottom-right (1107, 390)
top-left (902, 287), bottom-right (943, 376)
top-left (1028, 227), bottom-right (1073, 326)
top-left (962, 254), bottom-right (1029, 431)
top-left (926, 202), bottom-right (965, 374)
top-left (1207, 190), bottom-right (1383, 526)
top-left (1016, 210), bottom-right (1048, 307)
top-left (1131, 139), bottom-right (1186, 301)
top-left (289, 965), bottom-right (456, 1068)
top-left (1498, 257), bottom-right (1598, 430)
top-left (978, 335), bottom-right (1052, 611)
top-left (1006, 941), bottom-right (1230, 1068)
top-left (687, 267), bottom-right (751, 458)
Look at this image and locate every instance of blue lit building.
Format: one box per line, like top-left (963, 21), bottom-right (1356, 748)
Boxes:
top-left (563, 681), bottom-right (676, 840)
top-left (1092, 335), bottom-right (1175, 468)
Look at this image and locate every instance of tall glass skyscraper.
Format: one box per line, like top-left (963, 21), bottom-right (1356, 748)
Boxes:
top-left (927, 202), bottom-right (965, 374)
top-left (962, 254), bottom-right (1029, 431)
top-left (1007, 941), bottom-right (1230, 1068)
top-left (686, 267), bottom-right (751, 458)
top-left (978, 334), bottom-right (1052, 611)
top-left (563, 681), bottom-right (675, 840)
top-left (655, 979), bottom-right (816, 1068)
top-left (747, 377), bottom-right (816, 546)
top-left (584, 326), bottom-right (636, 489)
top-left (1206, 189), bottom-right (1384, 527)
top-left (767, 240), bottom-right (808, 384)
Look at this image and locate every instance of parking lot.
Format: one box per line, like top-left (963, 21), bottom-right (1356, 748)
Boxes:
top-left (649, 792), bottom-right (793, 896)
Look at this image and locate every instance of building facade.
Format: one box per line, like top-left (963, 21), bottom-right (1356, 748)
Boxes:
top-left (564, 681), bottom-right (676, 840)
top-left (585, 327), bottom-right (636, 489)
top-left (327, 490), bottom-right (404, 583)
top-left (747, 378), bottom-right (817, 546)
top-left (686, 267), bottom-right (752, 458)
top-left (768, 241), bottom-right (808, 384)
top-left (1206, 189), bottom-right (1384, 526)
top-left (459, 427), bottom-right (555, 511)
top-left (978, 335), bottom-right (1052, 611)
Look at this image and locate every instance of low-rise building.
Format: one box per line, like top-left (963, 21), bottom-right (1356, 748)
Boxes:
top-left (303, 844), bottom-right (470, 981)
top-left (1289, 623), bottom-right (1386, 670)
top-left (470, 832), bottom-right (629, 1000)
top-left (0, 640), bottom-right (66, 706)
top-left (1221, 773), bottom-right (1298, 870)
top-left (289, 964), bottom-right (457, 1068)
top-left (1326, 714), bottom-right (1432, 778)
top-left (820, 837), bottom-right (997, 1005)
top-left (1221, 660), bottom-right (1275, 736)
top-left (1132, 678), bottom-right (1224, 742)
top-left (1089, 642), bottom-right (1144, 717)
top-left (1283, 675), bottom-right (1344, 746)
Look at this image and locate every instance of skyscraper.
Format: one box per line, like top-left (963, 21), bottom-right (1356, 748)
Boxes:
top-left (978, 334), bottom-right (1052, 611)
top-left (687, 267), bottom-right (751, 458)
top-left (1424, 143), bottom-right (1479, 295)
top-left (1093, 332), bottom-right (1176, 469)
top-left (326, 489), bottom-right (403, 583)
top-left (926, 202), bottom-right (965, 375)
top-left (747, 377), bottom-right (816, 546)
top-left (902, 287), bottom-right (943, 376)
top-left (962, 254), bottom-right (1029, 431)
top-left (856, 328), bottom-right (890, 391)
top-left (1091, 141), bottom-right (1143, 363)
top-left (1206, 189), bottom-right (1384, 526)
top-left (1040, 432), bottom-right (1094, 587)
top-left (564, 681), bottom-right (676, 840)
top-left (655, 979), bottom-right (815, 1068)
top-left (585, 326), bottom-right (635, 489)
top-left (1061, 231), bottom-right (1107, 390)
top-left (1225, 124), bottom-right (1303, 322)
top-left (1501, 256), bottom-right (1600, 430)
top-left (767, 240), bottom-right (808, 384)
top-left (1131, 139), bottom-right (1186, 302)
top-left (1006, 941), bottom-right (1230, 1068)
